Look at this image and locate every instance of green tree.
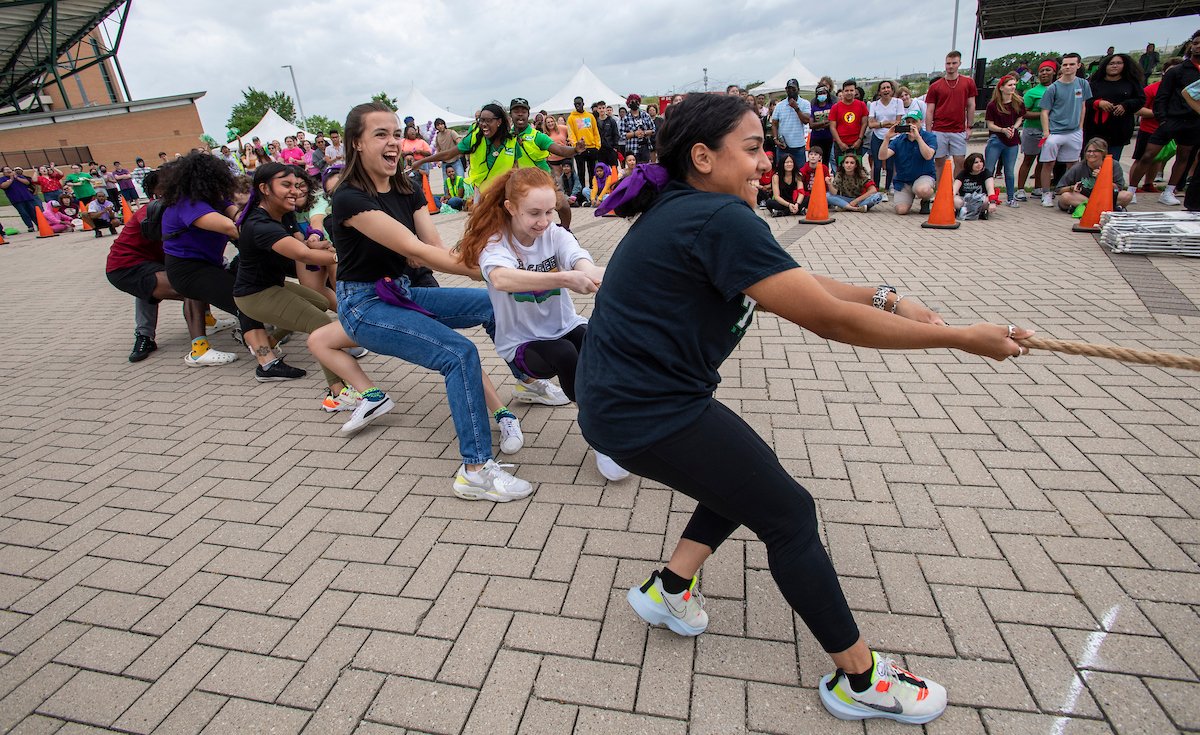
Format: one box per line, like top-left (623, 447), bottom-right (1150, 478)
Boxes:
top-left (371, 91), bottom-right (398, 111)
top-left (226, 88), bottom-right (297, 136)
top-left (985, 51), bottom-right (1061, 82)
top-left (304, 114), bottom-right (342, 134)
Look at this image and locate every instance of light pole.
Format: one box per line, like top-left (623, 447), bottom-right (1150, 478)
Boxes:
top-left (951, 0), bottom-right (959, 51)
top-left (281, 64), bottom-right (307, 131)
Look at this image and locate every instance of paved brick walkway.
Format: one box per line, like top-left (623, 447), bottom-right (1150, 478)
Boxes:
top-left (1, 196), bottom-right (1198, 734)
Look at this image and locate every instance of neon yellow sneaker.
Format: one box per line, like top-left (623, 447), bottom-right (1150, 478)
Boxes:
top-left (626, 570), bottom-right (706, 636)
top-left (819, 651), bottom-right (947, 725)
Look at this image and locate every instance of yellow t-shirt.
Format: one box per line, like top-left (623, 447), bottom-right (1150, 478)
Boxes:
top-left (566, 112), bottom-right (600, 149)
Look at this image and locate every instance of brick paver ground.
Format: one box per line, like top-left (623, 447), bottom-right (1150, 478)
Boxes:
top-left (0, 190), bottom-right (1198, 734)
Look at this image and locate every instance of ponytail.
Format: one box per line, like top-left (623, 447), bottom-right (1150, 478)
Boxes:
top-left (594, 93), bottom-right (755, 218)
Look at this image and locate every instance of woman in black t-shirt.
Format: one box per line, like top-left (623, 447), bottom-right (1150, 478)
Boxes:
top-left (953, 153), bottom-right (997, 219)
top-left (329, 101), bottom-right (533, 503)
top-left (577, 94), bottom-right (1033, 726)
top-left (233, 162), bottom-right (384, 421)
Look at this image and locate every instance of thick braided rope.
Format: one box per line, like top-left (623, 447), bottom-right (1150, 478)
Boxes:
top-left (1018, 337), bottom-right (1200, 372)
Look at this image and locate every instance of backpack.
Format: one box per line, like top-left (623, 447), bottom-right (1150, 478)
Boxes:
top-left (140, 200), bottom-right (166, 241)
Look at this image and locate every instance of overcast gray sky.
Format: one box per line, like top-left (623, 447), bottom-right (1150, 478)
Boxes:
top-left (114, 1), bottom-right (1188, 136)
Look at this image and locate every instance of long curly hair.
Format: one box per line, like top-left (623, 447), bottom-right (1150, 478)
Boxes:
top-left (455, 167), bottom-right (556, 270)
top-left (159, 152), bottom-right (236, 208)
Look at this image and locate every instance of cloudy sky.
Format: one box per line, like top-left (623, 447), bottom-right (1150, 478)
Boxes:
top-left (113, 1), bottom-right (1186, 136)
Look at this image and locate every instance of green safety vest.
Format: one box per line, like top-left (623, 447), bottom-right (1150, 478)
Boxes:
top-left (463, 126), bottom-right (518, 189)
top-left (512, 124), bottom-right (550, 171)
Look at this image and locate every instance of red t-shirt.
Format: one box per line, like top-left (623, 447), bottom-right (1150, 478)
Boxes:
top-left (925, 75), bottom-right (979, 133)
top-left (1139, 82), bottom-right (1160, 134)
top-left (830, 100), bottom-right (869, 144)
top-left (37, 172), bottom-right (63, 193)
top-left (105, 205), bottom-right (163, 272)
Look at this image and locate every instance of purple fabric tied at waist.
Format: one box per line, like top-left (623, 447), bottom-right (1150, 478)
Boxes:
top-left (594, 163), bottom-right (670, 216)
top-left (375, 276), bottom-right (436, 317)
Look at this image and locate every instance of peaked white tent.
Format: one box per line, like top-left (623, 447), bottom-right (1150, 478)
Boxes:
top-left (533, 64), bottom-right (627, 114)
top-left (395, 86), bottom-right (472, 127)
top-left (234, 108), bottom-right (312, 148)
top-left (756, 56), bottom-right (822, 94)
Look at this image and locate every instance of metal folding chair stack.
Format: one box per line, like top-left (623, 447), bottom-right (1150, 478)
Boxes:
top-left (1099, 211), bottom-right (1200, 257)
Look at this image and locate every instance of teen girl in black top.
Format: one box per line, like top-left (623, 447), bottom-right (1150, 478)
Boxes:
top-left (576, 93), bottom-right (1033, 726)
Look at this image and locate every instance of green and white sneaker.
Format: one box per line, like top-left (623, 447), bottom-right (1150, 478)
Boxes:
top-left (819, 651), bottom-right (947, 725)
top-left (626, 570), bottom-right (707, 636)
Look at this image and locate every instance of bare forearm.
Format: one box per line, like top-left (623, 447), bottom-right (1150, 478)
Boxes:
top-left (490, 267), bottom-right (573, 292)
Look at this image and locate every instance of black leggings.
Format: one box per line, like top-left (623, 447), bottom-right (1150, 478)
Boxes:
top-left (164, 255), bottom-right (262, 333)
top-left (511, 324), bottom-right (586, 401)
top-left (615, 400), bottom-right (860, 654)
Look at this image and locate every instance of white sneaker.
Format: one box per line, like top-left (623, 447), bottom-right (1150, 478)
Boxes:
top-left (341, 395), bottom-right (394, 434)
top-left (879, 192), bottom-right (888, 203)
top-left (498, 415), bottom-right (524, 454)
top-left (627, 570), bottom-right (707, 636)
top-left (1129, 191), bottom-right (1137, 205)
top-left (1041, 192), bottom-right (1054, 207)
top-left (1159, 191), bottom-right (1181, 206)
top-left (819, 651), bottom-right (947, 725)
top-left (453, 460), bottom-right (533, 502)
top-left (184, 348), bottom-right (238, 366)
top-left (596, 451), bottom-right (629, 481)
top-left (1014, 189), bottom-right (1029, 201)
top-left (512, 378), bottom-right (570, 406)
top-left (346, 346), bottom-right (369, 359)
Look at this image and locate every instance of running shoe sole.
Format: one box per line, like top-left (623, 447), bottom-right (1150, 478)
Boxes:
top-left (626, 585), bottom-right (706, 636)
top-left (451, 482), bottom-right (528, 502)
top-left (817, 673), bottom-right (942, 724)
top-left (511, 391), bottom-right (570, 406)
top-left (256, 373), bottom-right (303, 383)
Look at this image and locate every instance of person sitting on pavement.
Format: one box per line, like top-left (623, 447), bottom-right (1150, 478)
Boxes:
top-left (826, 153), bottom-right (883, 212)
top-left (878, 108), bottom-right (938, 215)
top-left (953, 153), bottom-right (999, 220)
top-left (555, 160), bottom-right (589, 207)
top-left (41, 196), bottom-right (75, 233)
top-left (1055, 137), bottom-right (1134, 214)
top-left (765, 153), bottom-right (802, 217)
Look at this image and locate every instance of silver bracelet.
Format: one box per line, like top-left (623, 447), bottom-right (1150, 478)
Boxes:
top-left (891, 294), bottom-right (906, 314)
top-left (873, 285), bottom-right (896, 310)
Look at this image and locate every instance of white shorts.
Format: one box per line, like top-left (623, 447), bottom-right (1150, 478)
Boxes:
top-left (934, 131), bottom-right (968, 158)
top-left (1039, 129), bottom-right (1083, 163)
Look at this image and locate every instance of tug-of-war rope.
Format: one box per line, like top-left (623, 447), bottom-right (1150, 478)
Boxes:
top-left (1017, 336), bottom-right (1200, 372)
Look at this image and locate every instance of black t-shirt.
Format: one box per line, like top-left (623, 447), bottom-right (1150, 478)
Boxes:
top-left (329, 183), bottom-right (436, 285)
top-left (956, 170), bottom-right (991, 197)
top-left (234, 207), bottom-right (299, 297)
top-left (575, 181), bottom-right (799, 457)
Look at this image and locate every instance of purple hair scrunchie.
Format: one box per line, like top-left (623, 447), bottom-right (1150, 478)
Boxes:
top-left (594, 163), bottom-right (670, 216)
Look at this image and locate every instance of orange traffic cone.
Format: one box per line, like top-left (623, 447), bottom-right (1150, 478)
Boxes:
top-left (1072, 154), bottom-right (1114, 233)
top-left (34, 205), bottom-right (58, 238)
top-left (803, 162), bottom-right (836, 225)
top-left (921, 159), bottom-right (960, 230)
top-left (80, 212), bottom-right (93, 231)
top-left (421, 170), bottom-right (437, 214)
top-left (120, 194), bottom-right (135, 223)
top-left (0, 229), bottom-right (7, 245)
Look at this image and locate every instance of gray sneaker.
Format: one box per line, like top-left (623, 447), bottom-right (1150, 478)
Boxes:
top-left (453, 460), bottom-right (533, 502)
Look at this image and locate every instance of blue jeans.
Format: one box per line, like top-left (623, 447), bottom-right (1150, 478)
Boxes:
top-left (336, 278), bottom-right (496, 465)
top-left (985, 137), bottom-right (1019, 202)
top-left (445, 197), bottom-right (465, 211)
top-left (868, 135), bottom-right (895, 191)
top-left (826, 192), bottom-right (883, 210)
top-left (11, 199), bottom-right (37, 229)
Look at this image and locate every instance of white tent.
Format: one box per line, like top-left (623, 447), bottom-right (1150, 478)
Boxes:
top-left (756, 56), bottom-right (822, 94)
top-left (533, 64), bottom-right (627, 114)
top-left (395, 86), bottom-right (472, 128)
top-left (233, 108), bottom-right (312, 149)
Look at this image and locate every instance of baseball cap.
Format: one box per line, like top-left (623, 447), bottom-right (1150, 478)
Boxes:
top-left (509, 97), bottom-right (530, 111)
top-left (903, 108), bottom-right (923, 120)
top-left (786, 78), bottom-right (799, 88)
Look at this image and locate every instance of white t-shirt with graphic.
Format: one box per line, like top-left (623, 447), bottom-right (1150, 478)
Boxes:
top-left (480, 224), bottom-right (592, 362)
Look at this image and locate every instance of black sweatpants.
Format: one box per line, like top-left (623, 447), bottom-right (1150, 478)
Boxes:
top-left (511, 324), bottom-right (586, 401)
top-left (615, 400), bottom-right (860, 654)
top-left (576, 149), bottom-right (598, 189)
top-left (165, 255), bottom-right (263, 333)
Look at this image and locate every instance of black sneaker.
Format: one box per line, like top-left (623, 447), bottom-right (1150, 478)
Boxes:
top-left (255, 359), bottom-right (307, 382)
top-left (129, 335), bottom-right (157, 362)
top-left (919, 199), bottom-right (931, 215)
top-left (979, 208), bottom-right (989, 220)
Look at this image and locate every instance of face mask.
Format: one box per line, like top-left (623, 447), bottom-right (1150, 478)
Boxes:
top-left (817, 95), bottom-right (828, 102)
